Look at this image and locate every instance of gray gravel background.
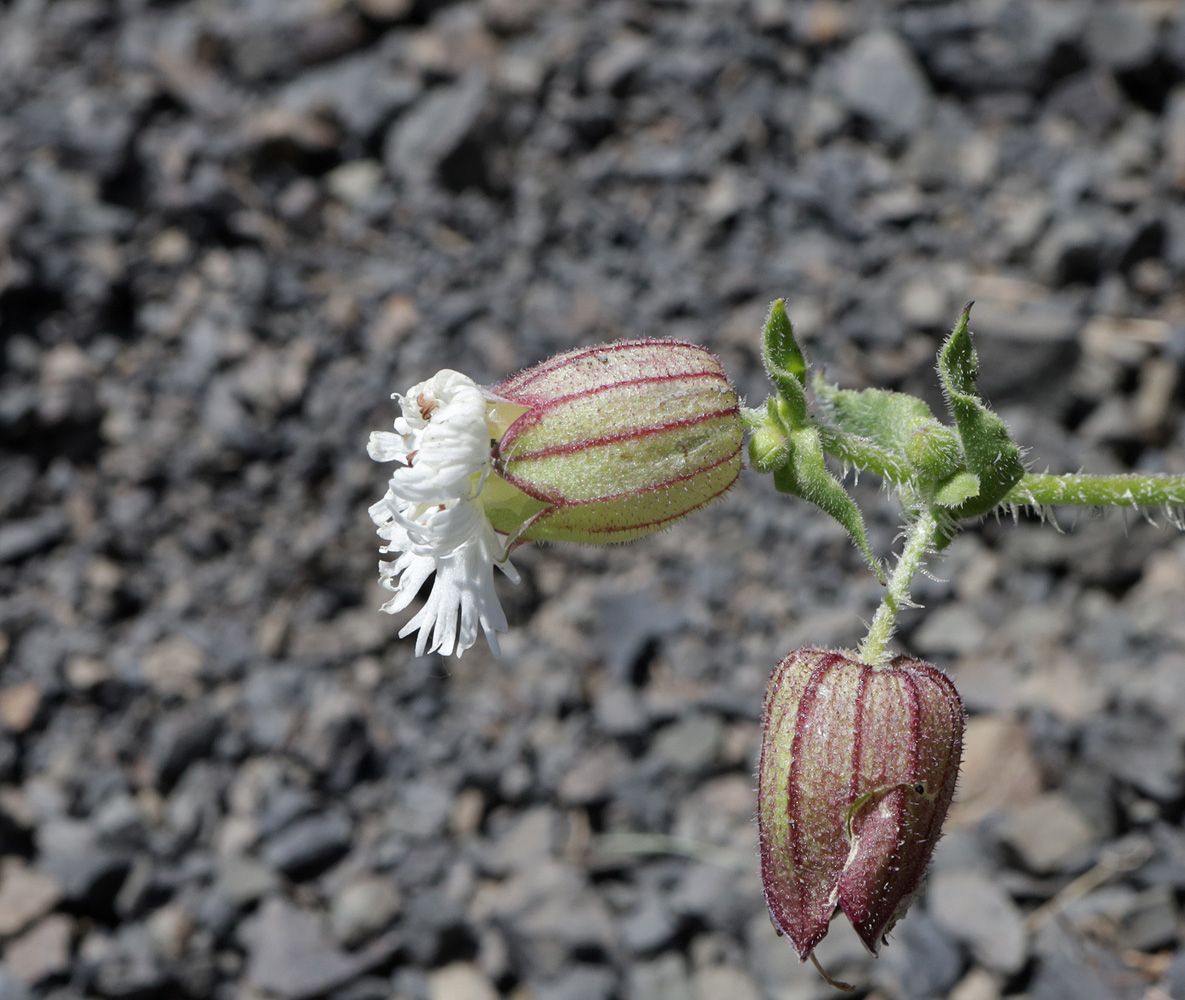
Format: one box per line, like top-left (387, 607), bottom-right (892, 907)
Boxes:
top-left (4, 1), bottom-right (1185, 998)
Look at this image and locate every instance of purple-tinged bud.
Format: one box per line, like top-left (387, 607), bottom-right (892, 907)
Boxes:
top-left (758, 648), bottom-right (964, 960)
top-left (486, 339), bottom-right (743, 543)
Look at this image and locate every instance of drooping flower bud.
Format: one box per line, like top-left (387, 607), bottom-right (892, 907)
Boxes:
top-left (758, 648), bottom-right (964, 961)
top-left (486, 339), bottom-right (743, 543)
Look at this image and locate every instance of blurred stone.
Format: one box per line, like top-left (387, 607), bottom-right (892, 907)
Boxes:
top-left (280, 54), bottom-right (419, 140)
top-left (1062, 884), bottom-right (1178, 953)
top-left (483, 806), bottom-right (557, 876)
top-left (149, 708), bottom-right (222, 792)
top-left (0, 512), bottom-right (68, 564)
top-left (949, 714), bottom-right (1042, 827)
top-left (672, 775), bottom-right (754, 851)
top-left (213, 855), bottom-right (281, 907)
top-left (0, 859), bottom-right (61, 937)
top-left (899, 277), bottom-right (950, 329)
top-left (4, 915), bottom-right (72, 985)
top-left (386, 780), bottom-right (453, 840)
top-left (357, 0), bottom-right (413, 18)
top-left (1034, 218), bottom-right (1106, 286)
top-left (138, 635), bottom-right (206, 696)
top-left (1167, 86), bottom-right (1185, 190)
top-left (65, 655), bottom-right (112, 691)
top-left (928, 870), bottom-right (1027, 974)
top-left (82, 923), bottom-right (168, 997)
top-left (471, 860), bottom-right (615, 973)
top-left (1167, 946), bottom-right (1185, 1000)
top-left (586, 33), bottom-right (649, 93)
top-left (833, 31), bottom-right (932, 142)
top-left (450, 788), bottom-right (485, 838)
top-left (427, 962), bottom-right (496, 1000)
top-left (36, 819), bottom-right (130, 913)
top-left (367, 293), bottom-right (420, 352)
top-left (261, 810), bottom-right (352, 880)
top-left (594, 686), bottom-right (647, 738)
top-left (384, 70), bottom-right (487, 187)
top-left (330, 876), bottom-right (403, 948)
top-left (948, 968), bottom-right (1002, 1000)
top-left (650, 714), bottom-right (723, 774)
top-left (0, 683), bottom-right (40, 733)
top-left (1082, 708), bottom-right (1184, 802)
top-left (693, 965), bottom-right (759, 1000)
top-left (912, 604), bottom-right (988, 657)
top-left (998, 792), bottom-right (1096, 874)
top-left (92, 794), bottom-right (148, 848)
top-left (1044, 72), bottom-right (1125, 134)
top-left (621, 892), bottom-right (678, 955)
top-left (1084, 5), bottom-right (1156, 71)
top-left (873, 910), bottom-right (963, 1000)
top-left (1030, 917), bottom-right (1143, 1000)
top-left (672, 862), bottom-right (760, 937)
top-left (532, 965), bottom-right (616, 1000)
top-left (627, 952), bottom-right (693, 1000)
top-left (325, 160), bottom-right (384, 207)
top-left (242, 897), bottom-right (399, 1000)
top-left (0, 966), bottom-right (29, 1000)
top-left (147, 903), bottom-right (193, 963)
top-left (597, 591), bottom-right (690, 679)
top-left (558, 745), bottom-right (630, 806)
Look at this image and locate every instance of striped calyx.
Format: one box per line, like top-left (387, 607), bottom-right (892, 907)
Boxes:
top-left (486, 339), bottom-right (743, 543)
top-left (758, 648), bottom-right (964, 961)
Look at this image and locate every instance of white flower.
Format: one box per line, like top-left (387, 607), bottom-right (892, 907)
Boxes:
top-left (368, 371), bottom-right (519, 658)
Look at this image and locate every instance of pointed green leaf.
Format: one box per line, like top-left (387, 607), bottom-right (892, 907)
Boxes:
top-left (762, 300), bottom-right (808, 426)
top-left (938, 304), bottom-right (1025, 518)
top-left (773, 426), bottom-right (883, 581)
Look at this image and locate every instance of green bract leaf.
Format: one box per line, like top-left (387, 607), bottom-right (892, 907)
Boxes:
top-left (814, 378), bottom-right (933, 484)
top-left (905, 422), bottom-right (971, 505)
top-left (932, 471), bottom-right (980, 509)
top-left (938, 304), bottom-right (1025, 519)
top-left (773, 426), bottom-right (883, 581)
top-left (749, 421), bottom-right (791, 472)
top-left (763, 300), bottom-right (808, 427)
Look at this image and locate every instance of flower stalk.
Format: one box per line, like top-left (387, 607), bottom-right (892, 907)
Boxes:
top-left (1004, 472), bottom-right (1185, 510)
top-left (857, 506), bottom-right (941, 668)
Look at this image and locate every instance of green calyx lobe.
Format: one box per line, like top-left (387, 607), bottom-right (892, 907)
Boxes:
top-left (479, 471), bottom-right (548, 537)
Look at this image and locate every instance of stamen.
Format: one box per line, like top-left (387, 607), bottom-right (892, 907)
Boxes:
top-left (418, 394), bottom-right (438, 420)
top-left (810, 954), bottom-right (854, 993)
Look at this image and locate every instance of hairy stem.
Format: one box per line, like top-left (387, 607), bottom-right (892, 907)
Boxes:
top-left (859, 507), bottom-right (941, 667)
top-left (1003, 473), bottom-right (1185, 509)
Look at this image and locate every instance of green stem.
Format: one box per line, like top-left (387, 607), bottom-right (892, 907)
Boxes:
top-left (859, 506), bottom-right (941, 668)
top-left (1002, 473), bottom-right (1185, 509)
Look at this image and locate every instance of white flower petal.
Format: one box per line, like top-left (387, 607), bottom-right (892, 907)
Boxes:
top-left (386, 500), bottom-right (515, 658)
top-left (367, 431), bottom-right (409, 463)
top-left (369, 370), bottom-right (519, 658)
